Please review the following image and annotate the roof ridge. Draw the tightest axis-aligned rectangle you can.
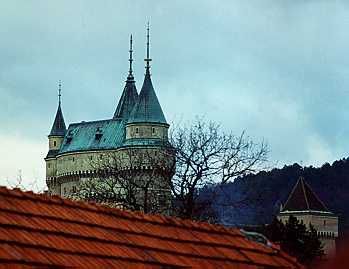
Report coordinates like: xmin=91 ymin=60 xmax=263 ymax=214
xmin=69 ymin=118 xmax=120 ymax=126
xmin=0 ymin=187 xmax=240 ymax=236
xmin=281 ymin=178 xmax=301 ymax=211
xmin=303 ymin=179 xmax=330 ymax=212
xmin=300 ymin=177 xmax=310 ymax=210
xmin=0 ymin=186 xmax=303 ymax=268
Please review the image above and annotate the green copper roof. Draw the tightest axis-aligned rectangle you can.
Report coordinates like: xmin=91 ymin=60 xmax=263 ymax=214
xmin=49 ymin=104 xmax=66 ymax=137
xmin=113 ymin=75 xmax=138 ymax=120
xmin=127 ymin=68 xmax=167 ymax=124
xmin=58 ymin=119 xmax=125 ymax=154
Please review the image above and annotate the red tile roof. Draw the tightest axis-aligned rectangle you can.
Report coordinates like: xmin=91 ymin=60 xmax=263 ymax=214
xmin=0 ymin=187 xmax=303 ymax=268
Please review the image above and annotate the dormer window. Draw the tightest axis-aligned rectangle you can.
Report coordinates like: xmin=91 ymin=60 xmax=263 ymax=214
xmin=66 ymin=130 xmax=73 ymax=144
xmin=95 ymin=127 xmax=103 ymax=140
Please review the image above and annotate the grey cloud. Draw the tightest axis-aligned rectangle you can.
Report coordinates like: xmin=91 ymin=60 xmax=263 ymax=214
xmin=1 ymin=0 xmax=349 ymax=184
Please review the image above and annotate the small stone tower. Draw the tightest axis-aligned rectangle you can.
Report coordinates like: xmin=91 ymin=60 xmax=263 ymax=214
xmin=278 ymin=177 xmax=338 ymax=257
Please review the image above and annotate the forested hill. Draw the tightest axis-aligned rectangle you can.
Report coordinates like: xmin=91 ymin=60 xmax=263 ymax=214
xmin=205 ymin=158 xmax=349 ymax=232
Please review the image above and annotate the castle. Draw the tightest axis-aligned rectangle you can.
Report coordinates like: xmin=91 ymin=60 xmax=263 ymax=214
xmin=45 ymin=28 xmax=174 ymax=213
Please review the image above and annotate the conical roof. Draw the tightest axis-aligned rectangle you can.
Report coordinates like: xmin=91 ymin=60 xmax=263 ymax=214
xmin=49 ymin=103 xmax=66 ymax=137
xmin=127 ymin=68 xmax=167 ymax=124
xmin=113 ymin=75 xmax=138 ymax=119
xmin=282 ymin=177 xmax=329 ymax=212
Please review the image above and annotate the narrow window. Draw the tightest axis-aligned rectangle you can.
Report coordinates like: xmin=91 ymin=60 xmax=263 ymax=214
xmin=136 ymin=127 xmax=139 ymax=133
xmin=72 ymin=186 xmax=76 ymax=193
xmin=152 ymin=127 xmax=155 ymax=134
xmin=63 ymin=187 xmax=67 ymax=194
xmin=53 ymin=141 xmax=57 ymax=147
xmin=90 ymin=156 xmax=93 ymax=160
xmin=324 ymin=220 xmax=326 ymax=226
xmin=72 ymin=157 xmax=75 ymax=162
xmin=48 ymin=163 xmax=51 ymax=168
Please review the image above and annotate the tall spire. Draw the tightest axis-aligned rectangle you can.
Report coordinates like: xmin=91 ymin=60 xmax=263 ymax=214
xmin=128 ymin=34 xmax=134 ymax=79
xmin=127 ymin=25 xmax=167 ymax=125
xmin=144 ymin=22 xmax=152 ymax=72
xmin=113 ymin=35 xmax=138 ymax=119
xmin=49 ymin=81 xmax=67 ymax=136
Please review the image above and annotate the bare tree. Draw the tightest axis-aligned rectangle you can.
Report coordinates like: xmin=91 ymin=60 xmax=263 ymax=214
xmin=70 ymin=146 xmax=174 ymax=214
xmin=170 ymin=118 xmax=268 ymax=220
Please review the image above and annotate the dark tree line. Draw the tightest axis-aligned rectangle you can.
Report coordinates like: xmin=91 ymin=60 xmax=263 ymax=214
xmin=201 ymin=160 xmax=349 ymax=230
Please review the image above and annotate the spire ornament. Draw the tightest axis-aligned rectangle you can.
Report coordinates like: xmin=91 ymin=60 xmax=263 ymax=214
xmin=58 ymin=80 xmax=62 ymax=106
xmin=144 ymin=22 xmax=152 ymax=71
xmin=128 ymin=34 xmax=134 ymax=77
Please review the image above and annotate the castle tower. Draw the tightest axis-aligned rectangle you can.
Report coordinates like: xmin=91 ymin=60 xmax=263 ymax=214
xmin=278 ymin=177 xmax=338 ymax=257
xmin=124 ymin=24 xmax=173 ymax=213
xmin=126 ymin=24 xmax=169 ymax=141
xmin=45 ymin=82 xmax=67 ymax=193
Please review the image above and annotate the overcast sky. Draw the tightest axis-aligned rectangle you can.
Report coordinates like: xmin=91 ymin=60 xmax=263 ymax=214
xmin=1 ymin=0 xmax=349 ymax=190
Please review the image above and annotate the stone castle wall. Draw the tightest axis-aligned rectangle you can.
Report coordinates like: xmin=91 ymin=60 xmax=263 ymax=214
xmin=278 ymin=213 xmax=338 ymax=256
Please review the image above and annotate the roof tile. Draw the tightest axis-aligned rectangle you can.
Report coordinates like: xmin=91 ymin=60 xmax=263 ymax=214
xmin=0 ymin=187 xmax=303 ymax=268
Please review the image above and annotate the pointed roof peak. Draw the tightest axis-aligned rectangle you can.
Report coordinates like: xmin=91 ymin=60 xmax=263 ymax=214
xmin=281 ymin=176 xmax=330 ymax=213
xmin=113 ymin=36 xmax=138 ymax=119
xmin=49 ymin=82 xmax=67 ymax=137
xmin=127 ymin=26 xmax=167 ymax=125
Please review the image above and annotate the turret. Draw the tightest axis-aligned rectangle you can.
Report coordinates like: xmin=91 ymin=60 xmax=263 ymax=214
xmin=126 ymin=24 xmax=169 ymax=141
xmin=45 ymin=82 xmax=67 ymax=187
xmin=47 ymin=81 xmax=67 ymax=154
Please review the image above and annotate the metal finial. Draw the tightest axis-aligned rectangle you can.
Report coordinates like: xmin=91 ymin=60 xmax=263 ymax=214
xmin=144 ymin=22 xmax=152 ymax=70
xmin=129 ymin=34 xmax=133 ymax=76
xmin=58 ymin=80 xmax=62 ymax=105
